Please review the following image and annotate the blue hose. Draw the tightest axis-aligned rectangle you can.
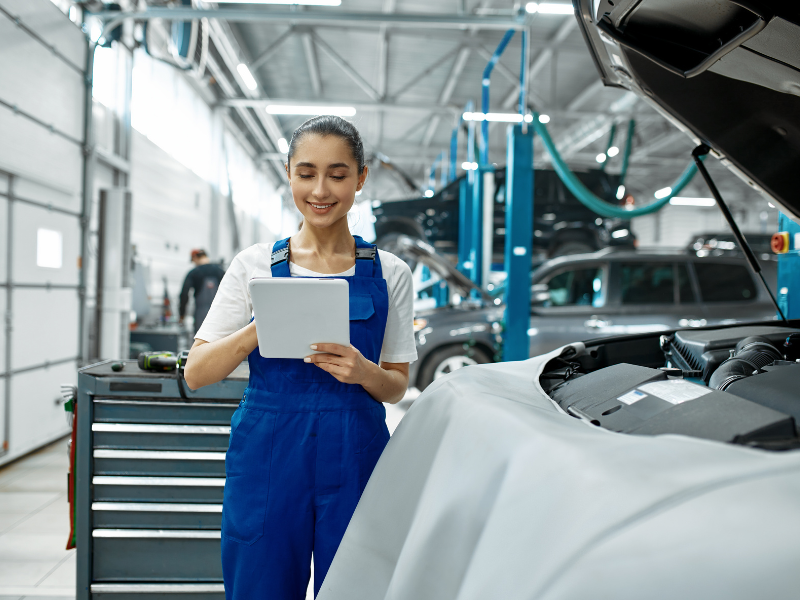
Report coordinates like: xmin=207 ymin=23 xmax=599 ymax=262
xmin=532 ymin=114 xmax=700 ymax=219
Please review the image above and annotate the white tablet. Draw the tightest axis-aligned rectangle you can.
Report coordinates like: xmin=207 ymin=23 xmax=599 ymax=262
xmin=248 ymin=278 xmax=350 ymax=359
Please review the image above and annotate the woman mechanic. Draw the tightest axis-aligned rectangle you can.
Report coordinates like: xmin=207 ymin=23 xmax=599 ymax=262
xmin=184 ymin=116 xmax=417 ymax=599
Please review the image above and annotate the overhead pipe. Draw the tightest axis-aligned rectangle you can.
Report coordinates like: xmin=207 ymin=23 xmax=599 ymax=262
xmin=532 ymin=114 xmax=699 ymax=219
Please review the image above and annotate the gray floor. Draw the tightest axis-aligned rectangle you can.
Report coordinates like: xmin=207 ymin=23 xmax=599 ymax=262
xmin=0 ymin=437 xmax=75 ymax=599
xmin=0 ymin=396 xmax=414 ymax=600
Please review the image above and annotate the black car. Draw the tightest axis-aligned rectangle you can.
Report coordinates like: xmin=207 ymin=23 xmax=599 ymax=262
xmin=374 ymin=169 xmax=635 ymax=263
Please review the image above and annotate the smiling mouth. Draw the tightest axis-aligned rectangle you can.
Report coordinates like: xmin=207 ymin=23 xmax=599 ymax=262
xmin=307 ymin=201 xmax=337 ymax=210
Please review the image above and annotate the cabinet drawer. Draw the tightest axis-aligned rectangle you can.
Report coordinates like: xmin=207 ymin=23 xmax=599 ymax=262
xmin=93 ymin=477 xmax=225 ymax=503
xmin=92 ymin=424 xmax=231 ymax=452
xmin=92 ymin=503 xmax=222 ymax=530
xmin=93 ymin=450 xmax=226 ymax=477
xmin=94 ymin=399 xmax=237 ymax=425
xmin=92 ymin=530 xmax=223 ymax=581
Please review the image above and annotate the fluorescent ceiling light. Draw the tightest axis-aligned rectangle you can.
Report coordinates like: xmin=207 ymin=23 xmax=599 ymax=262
xmin=237 ymin=63 xmax=258 ymax=90
xmin=463 ymin=112 xmax=524 ymax=123
xmin=277 ymin=137 xmax=289 ymax=153
xmin=538 ymin=114 xmax=551 ymax=124
xmin=526 ymin=3 xmax=574 ymax=14
xmin=523 ymin=114 xmax=533 ymax=123
xmin=461 ymin=162 xmax=479 ymax=170
xmin=654 ymin=186 xmax=672 ymax=199
xmin=267 ymin=105 xmax=356 ymax=116
xmin=669 ymin=197 xmax=716 ymax=207
xmin=215 ymin=0 xmax=341 ymax=4
xmin=616 ymin=185 xmax=626 ymax=200
xmin=424 ymin=190 xmax=434 ymax=198
xmin=607 ymin=146 xmax=620 ymax=157
xmin=595 ymin=153 xmax=607 ymax=163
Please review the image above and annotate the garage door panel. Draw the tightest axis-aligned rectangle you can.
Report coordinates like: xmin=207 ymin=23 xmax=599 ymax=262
xmin=11 ymin=288 xmax=79 ymax=371
xmin=14 ymin=178 xmax=81 ymax=216
xmin=0 ymin=195 xmax=6 ymax=283
xmin=0 ymin=293 xmax=6 ymax=374
xmin=0 ymin=0 xmax=86 ymax=72
xmin=0 ymin=16 xmax=85 ymax=141
xmin=12 ymin=203 xmax=80 ymax=286
xmin=0 ymin=108 xmax=82 ymax=210
xmin=9 ymin=362 xmax=74 ymax=455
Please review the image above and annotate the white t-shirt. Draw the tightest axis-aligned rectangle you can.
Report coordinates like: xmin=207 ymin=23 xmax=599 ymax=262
xmin=195 ymin=244 xmax=419 ymax=364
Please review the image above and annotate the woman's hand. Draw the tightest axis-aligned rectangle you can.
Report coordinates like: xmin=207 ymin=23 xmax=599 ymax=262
xmin=305 ymin=343 xmax=370 ymax=385
xmin=305 ymin=344 xmax=410 ymax=404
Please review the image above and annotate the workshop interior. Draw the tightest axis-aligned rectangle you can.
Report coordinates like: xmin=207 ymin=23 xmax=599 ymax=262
xmin=1 ymin=0 xmax=799 ymax=598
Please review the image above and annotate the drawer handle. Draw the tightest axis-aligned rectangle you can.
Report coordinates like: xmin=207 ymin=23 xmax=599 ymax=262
xmin=92 ymin=423 xmax=231 ymax=435
xmin=93 ymin=450 xmax=226 ymax=461
xmin=91 ymin=583 xmax=225 ymax=593
xmin=92 ymin=502 xmax=222 ymax=513
xmin=93 ymin=529 xmax=221 ymax=539
xmin=92 ymin=476 xmax=226 ymax=487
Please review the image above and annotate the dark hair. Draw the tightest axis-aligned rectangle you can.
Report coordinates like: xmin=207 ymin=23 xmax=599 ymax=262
xmin=287 ymin=115 xmax=366 ymax=174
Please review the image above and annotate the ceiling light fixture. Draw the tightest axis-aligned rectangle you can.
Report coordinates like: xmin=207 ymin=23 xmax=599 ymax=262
xmin=595 ymin=153 xmax=607 ymax=163
xmin=424 ymin=190 xmax=434 ymax=198
xmin=463 ymin=112 xmax=524 ymax=123
xmin=538 ymin=114 xmax=551 ymax=124
xmin=266 ymin=105 xmax=356 ymax=116
xmin=669 ymin=197 xmax=716 ymax=207
xmin=237 ymin=64 xmax=258 ymax=90
xmin=461 ymin=162 xmax=479 ymax=170
xmin=277 ymin=137 xmax=289 ymax=153
xmin=215 ymin=0 xmax=341 ymax=5
xmin=607 ymin=146 xmax=620 ymax=157
xmin=654 ymin=186 xmax=672 ymax=199
xmin=616 ymin=185 xmax=626 ymax=200
xmin=525 ymin=3 xmax=574 ymax=15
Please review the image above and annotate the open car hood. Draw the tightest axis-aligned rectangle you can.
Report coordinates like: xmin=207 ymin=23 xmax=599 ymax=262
xmin=574 ymin=0 xmax=800 ymax=221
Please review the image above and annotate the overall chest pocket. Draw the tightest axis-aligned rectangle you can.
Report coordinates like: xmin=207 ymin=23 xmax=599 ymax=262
xmin=279 ymin=294 xmax=376 ymax=384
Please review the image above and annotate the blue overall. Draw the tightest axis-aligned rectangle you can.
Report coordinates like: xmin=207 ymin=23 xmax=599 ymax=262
xmin=221 ymin=236 xmax=391 ymax=599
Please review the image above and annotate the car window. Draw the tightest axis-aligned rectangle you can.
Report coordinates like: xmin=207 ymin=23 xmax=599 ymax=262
xmin=544 ymin=267 xmax=604 ymax=307
xmin=619 ymin=263 xmax=675 ymax=305
xmin=677 ymin=264 xmax=695 ymax=303
xmin=694 ymin=262 xmax=756 ymax=302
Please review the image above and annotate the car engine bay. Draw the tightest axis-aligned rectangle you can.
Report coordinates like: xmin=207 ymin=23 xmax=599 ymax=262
xmin=540 ymin=325 xmax=800 ymax=451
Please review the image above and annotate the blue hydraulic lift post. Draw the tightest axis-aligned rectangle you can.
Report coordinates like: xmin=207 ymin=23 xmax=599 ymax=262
xmin=503 ymin=27 xmax=533 ymax=362
xmin=449 ymin=122 xmax=459 ymax=182
xmin=777 ymin=213 xmax=800 ymax=319
xmin=460 ymin=101 xmax=476 ymax=277
xmin=503 ymin=124 xmax=534 ymax=361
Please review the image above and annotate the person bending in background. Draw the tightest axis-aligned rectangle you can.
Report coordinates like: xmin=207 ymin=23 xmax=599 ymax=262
xmin=185 ymin=115 xmax=417 ymax=599
xmin=179 ymin=249 xmax=226 ymax=335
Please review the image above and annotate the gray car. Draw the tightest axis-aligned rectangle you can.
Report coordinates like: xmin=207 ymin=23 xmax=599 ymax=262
xmin=526 ymin=248 xmax=777 ymax=356
xmin=402 ymin=239 xmax=777 ymax=390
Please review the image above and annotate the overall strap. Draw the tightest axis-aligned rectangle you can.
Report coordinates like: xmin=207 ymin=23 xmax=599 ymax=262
xmin=270 ymin=237 xmax=291 ymax=277
xmin=354 ymin=235 xmax=382 ymax=279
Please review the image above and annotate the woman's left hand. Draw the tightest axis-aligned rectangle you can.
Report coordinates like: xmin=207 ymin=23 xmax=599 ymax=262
xmin=305 ymin=344 xmax=373 ymax=385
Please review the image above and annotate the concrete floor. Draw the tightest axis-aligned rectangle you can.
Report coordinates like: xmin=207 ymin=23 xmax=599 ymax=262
xmin=0 ymin=437 xmax=75 ymax=599
xmin=0 ymin=394 xmax=415 ymax=600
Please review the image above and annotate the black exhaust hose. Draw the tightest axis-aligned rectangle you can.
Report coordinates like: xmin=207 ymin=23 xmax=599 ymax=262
xmin=708 ymin=336 xmax=783 ymax=390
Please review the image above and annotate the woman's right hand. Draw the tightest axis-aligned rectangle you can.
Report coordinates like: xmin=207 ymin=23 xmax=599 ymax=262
xmin=184 ymin=321 xmax=258 ymax=390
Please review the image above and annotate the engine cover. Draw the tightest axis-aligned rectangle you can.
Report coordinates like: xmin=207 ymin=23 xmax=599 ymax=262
xmin=668 ymin=325 xmax=800 ymax=381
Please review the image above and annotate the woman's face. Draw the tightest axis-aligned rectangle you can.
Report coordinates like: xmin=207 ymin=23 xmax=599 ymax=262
xmin=287 ymin=133 xmax=368 ymax=230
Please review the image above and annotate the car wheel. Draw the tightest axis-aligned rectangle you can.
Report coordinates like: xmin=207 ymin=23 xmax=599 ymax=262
xmin=551 ymin=240 xmax=595 ymax=257
xmin=417 ymin=345 xmax=491 ymax=391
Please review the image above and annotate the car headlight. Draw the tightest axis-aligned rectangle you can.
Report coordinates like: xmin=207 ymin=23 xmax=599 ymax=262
xmin=413 ymin=318 xmax=428 ymax=332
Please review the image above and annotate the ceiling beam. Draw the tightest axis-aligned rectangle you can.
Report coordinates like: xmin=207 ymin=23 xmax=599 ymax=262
xmin=96 ymin=7 xmax=531 ymax=31
xmin=251 ymin=26 xmax=294 ymax=71
xmin=301 ymin=31 xmax=322 ymax=97
xmin=390 ymin=44 xmax=462 ymax=101
xmin=422 ymin=45 xmax=471 ymax=148
xmin=313 ymin=33 xmax=381 ymax=101
xmin=501 ymin=17 xmax=575 ymax=109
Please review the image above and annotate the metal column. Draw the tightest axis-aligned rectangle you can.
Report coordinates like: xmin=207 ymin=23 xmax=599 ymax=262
xmin=458 ymin=176 xmax=472 ymax=275
xmin=503 ymin=124 xmax=534 ymax=361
